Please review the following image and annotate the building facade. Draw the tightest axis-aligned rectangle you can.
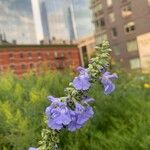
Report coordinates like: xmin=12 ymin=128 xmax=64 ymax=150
xmin=77 ymin=35 xmax=95 ymax=67
xmin=39 ymin=0 xmax=50 ymax=43
xmin=91 ymin=0 xmax=150 ymax=71
xmin=45 ymin=0 xmax=94 ymax=42
xmin=45 ymin=0 xmax=71 ymax=41
xmin=71 ymin=0 xmax=94 ymax=39
xmin=0 ymin=0 xmax=36 ymax=44
xmin=0 ymin=44 xmax=81 ymax=76
xmin=31 ymin=0 xmax=46 ymax=43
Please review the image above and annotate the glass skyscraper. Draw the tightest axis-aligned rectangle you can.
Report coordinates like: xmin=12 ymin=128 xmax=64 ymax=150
xmin=0 ymin=0 xmax=36 ymax=44
xmin=45 ymin=0 xmax=94 ymax=41
xmin=40 ymin=0 xmax=50 ymax=42
xmin=45 ymin=0 xmax=71 ymax=41
xmin=71 ymin=0 xmax=94 ymax=38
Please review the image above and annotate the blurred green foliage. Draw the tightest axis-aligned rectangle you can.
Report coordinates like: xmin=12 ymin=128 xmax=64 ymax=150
xmin=0 ymin=71 xmax=149 ymax=150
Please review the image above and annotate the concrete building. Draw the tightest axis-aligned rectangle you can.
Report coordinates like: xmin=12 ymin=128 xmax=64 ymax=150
xmin=77 ymin=35 xmax=95 ymax=67
xmin=91 ymin=0 xmax=150 ymax=72
xmin=0 ymin=44 xmax=81 ymax=76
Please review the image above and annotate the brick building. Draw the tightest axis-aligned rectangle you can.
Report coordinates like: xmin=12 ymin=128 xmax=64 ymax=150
xmin=0 ymin=44 xmax=81 ymax=75
xmin=91 ymin=0 xmax=150 ymax=72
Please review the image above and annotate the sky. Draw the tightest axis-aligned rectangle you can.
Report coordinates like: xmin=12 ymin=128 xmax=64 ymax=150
xmin=0 ymin=0 xmax=94 ymax=44
xmin=0 ymin=0 xmax=36 ymax=44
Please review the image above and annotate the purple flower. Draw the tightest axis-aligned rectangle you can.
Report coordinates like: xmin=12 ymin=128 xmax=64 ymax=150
xmin=67 ymin=110 xmax=82 ymax=132
xmin=67 ymin=103 xmax=94 ymax=132
xmin=29 ymin=148 xmax=37 ymax=150
xmin=73 ymin=66 xmax=91 ymax=90
xmin=100 ymin=71 xmax=118 ymax=95
xmin=46 ymin=96 xmax=94 ymax=132
xmin=45 ymin=96 xmax=71 ymax=130
xmin=81 ymin=96 xmax=95 ymax=104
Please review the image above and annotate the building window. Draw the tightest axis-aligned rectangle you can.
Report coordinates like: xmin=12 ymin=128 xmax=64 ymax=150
xmin=127 ymin=39 xmax=138 ymax=52
xmin=9 ymin=53 xmax=14 ymax=59
xmin=21 ymin=64 xmax=26 ymax=70
xmin=10 ymin=64 xmax=15 ymax=70
xmin=124 ymin=22 xmax=135 ymax=33
xmin=96 ymin=33 xmax=108 ymax=44
xmin=122 ymin=3 xmax=132 ymax=17
xmin=54 ymin=51 xmax=58 ymax=58
xmin=82 ymin=46 xmax=88 ymax=67
xmin=106 ymin=0 xmax=113 ymax=7
xmin=30 ymin=63 xmax=34 ymax=69
xmin=99 ymin=17 xmax=105 ymax=27
xmin=20 ymin=53 xmax=24 ymax=58
xmin=95 ymin=17 xmax=105 ymax=29
xmin=94 ymin=3 xmax=103 ymax=12
xmin=61 ymin=52 xmax=64 ymax=58
xmin=109 ymin=12 xmax=115 ymax=23
xmin=94 ymin=12 xmax=98 ymax=18
xmin=38 ymin=52 xmax=41 ymax=59
xmin=47 ymin=52 xmax=50 ymax=57
xmin=28 ymin=52 xmax=32 ymax=60
xmin=130 ymin=58 xmax=141 ymax=69
xmin=111 ymin=27 xmax=118 ymax=37
xmin=112 ymin=45 xmax=120 ymax=55
xmin=55 ymin=61 xmax=65 ymax=69
xmin=95 ymin=20 xmax=99 ymax=27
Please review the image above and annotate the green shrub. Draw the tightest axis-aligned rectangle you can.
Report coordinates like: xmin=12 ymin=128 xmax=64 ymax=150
xmin=0 ymin=71 xmax=149 ymax=150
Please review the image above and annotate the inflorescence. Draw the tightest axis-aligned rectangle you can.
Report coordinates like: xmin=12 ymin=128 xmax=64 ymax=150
xmin=29 ymin=41 xmax=118 ymax=150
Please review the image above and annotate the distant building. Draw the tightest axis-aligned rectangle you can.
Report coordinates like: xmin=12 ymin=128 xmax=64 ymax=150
xmin=71 ymin=0 xmax=94 ymax=39
xmin=77 ymin=35 xmax=95 ymax=67
xmin=91 ymin=0 xmax=150 ymax=72
xmin=39 ymin=0 xmax=50 ymax=43
xmin=44 ymin=0 xmax=94 ymax=42
xmin=0 ymin=44 xmax=81 ymax=76
xmin=31 ymin=0 xmax=50 ymax=44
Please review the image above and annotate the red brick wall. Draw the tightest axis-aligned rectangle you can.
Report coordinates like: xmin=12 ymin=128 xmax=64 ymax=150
xmin=0 ymin=44 xmax=81 ymax=75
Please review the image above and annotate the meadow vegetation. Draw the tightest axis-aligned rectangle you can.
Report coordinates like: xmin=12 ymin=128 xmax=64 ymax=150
xmin=0 ymin=70 xmax=149 ymax=150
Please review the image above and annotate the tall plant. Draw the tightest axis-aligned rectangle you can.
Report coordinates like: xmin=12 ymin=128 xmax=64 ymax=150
xmin=29 ymin=41 xmax=118 ymax=150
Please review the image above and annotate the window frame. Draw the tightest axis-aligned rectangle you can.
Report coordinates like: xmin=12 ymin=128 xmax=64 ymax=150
xmin=129 ymin=58 xmax=141 ymax=69
xmin=127 ymin=39 xmax=138 ymax=52
xmin=124 ymin=21 xmax=135 ymax=34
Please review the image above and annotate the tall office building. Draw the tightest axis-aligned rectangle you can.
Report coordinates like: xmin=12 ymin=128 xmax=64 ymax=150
xmin=31 ymin=0 xmax=45 ymax=43
xmin=0 ymin=0 xmax=36 ymax=44
xmin=66 ymin=4 xmax=78 ymax=40
xmin=45 ymin=0 xmax=94 ymax=41
xmin=71 ymin=0 xmax=94 ymax=38
xmin=31 ymin=0 xmax=50 ymax=43
xmin=39 ymin=0 xmax=50 ymax=42
xmin=91 ymin=0 xmax=150 ymax=72
xmin=45 ymin=0 xmax=71 ymax=41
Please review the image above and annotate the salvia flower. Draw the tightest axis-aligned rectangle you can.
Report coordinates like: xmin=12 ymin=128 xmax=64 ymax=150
xmin=73 ymin=66 xmax=91 ymax=90
xmin=81 ymin=96 xmax=95 ymax=104
xmin=31 ymin=42 xmax=118 ymax=149
xmin=28 ymin=148 xmax=37 ymax=150
xmin=46 ymin=96 xmax=94 ymax=132
xmin=67 ymin=103 xmax=94 ymax=132
xmin=99 ymin=70 xmax=118 ymax=95
xmin=45 ymin=96 xmax=71 ymax=130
